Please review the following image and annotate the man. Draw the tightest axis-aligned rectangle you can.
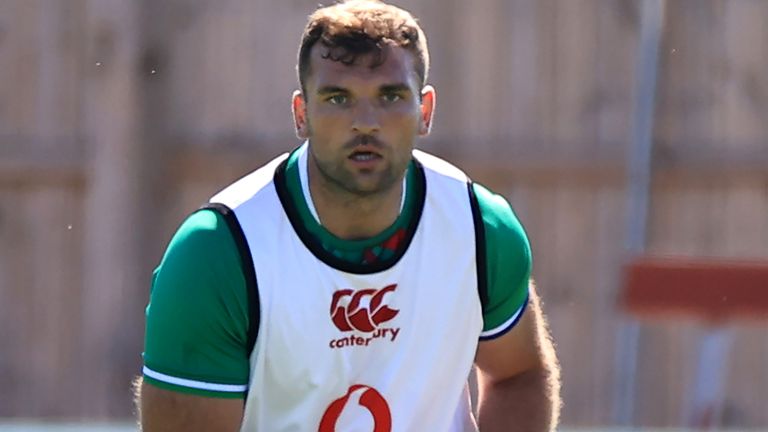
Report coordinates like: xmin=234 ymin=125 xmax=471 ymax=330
xmin=137 ymin=0 xmax=561 ymax=430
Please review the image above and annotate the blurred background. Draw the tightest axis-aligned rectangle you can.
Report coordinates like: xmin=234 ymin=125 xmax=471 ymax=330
xmin=1 ymin=0 xmax=767 ymax=430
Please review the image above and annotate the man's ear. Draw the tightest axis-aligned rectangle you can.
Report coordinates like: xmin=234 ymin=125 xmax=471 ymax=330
xmin=418 ymin=85 xmax=436 ymax=136
xmin=292 ymin=90 xmax=309 ymax=139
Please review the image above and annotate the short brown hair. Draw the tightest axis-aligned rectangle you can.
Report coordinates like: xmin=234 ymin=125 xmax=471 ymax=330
xmin=297 ymin=0 xmax=430 ymax=96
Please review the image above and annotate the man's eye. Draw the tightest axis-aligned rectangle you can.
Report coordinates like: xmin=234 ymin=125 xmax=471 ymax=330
xmin=327 ymin=95 xmax=348 ymax=105
xmin=382 ymin=93 xmax=402 ymax=103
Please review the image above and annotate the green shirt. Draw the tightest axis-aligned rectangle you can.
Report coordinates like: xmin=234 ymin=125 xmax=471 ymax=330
xmin=143 ymin=150 xmax=532 ymax=398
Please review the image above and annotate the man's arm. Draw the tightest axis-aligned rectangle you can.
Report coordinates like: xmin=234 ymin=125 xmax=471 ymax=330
xmin=474 ymin=282 xmax=561 ymax=432
xmin=135 ymin=377 xmax=244 ymax=432
xmin=137 ymin=209 xmax=252 ymax=431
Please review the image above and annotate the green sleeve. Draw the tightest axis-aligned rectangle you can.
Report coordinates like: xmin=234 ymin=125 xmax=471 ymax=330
xmin=142 ymin=209 xmax=250 ymax=398
xmin=473 ymin=183 xmax=532 ymax=338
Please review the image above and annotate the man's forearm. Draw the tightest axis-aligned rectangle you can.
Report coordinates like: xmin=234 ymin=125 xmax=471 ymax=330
xmin=476 ymin=366 xmax=561 ymax=432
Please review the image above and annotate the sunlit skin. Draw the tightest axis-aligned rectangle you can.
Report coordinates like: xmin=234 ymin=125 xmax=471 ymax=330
xmin=292 ymin=43 xmax=435 ymax=240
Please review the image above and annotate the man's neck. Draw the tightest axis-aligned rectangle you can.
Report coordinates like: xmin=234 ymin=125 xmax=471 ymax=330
xmin=307 ymin=158 xmax=403 ymax=241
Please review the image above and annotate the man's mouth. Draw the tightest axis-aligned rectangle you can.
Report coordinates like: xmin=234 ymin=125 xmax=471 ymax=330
xmin=349 ymin=151 xmax=380 ymax=161
xmin=345 ymin=134 xmax=384 ymax=166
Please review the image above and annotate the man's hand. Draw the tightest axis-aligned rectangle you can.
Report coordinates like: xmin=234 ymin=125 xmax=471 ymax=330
xmin=474 ymin=282 xmax=561 ymax=432
xmin=135 ymin=377 xmax=244 ymax=432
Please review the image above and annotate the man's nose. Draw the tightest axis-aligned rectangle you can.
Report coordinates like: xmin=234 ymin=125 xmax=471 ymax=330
xmin=351 ymin=103 xmax=380 ymax=135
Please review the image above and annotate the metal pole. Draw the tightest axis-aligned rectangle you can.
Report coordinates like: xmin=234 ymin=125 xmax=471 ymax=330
xmin=613 ymin=0 xmax=666 ymax=425
xmin=684 ymin=327 xmax=732 ymax=429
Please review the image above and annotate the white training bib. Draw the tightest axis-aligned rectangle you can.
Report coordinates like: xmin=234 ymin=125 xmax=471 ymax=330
xmin=211 ymin=149 xmax=484 ymax=432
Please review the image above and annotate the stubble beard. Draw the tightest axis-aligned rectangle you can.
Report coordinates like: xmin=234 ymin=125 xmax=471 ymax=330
xmin=303 ymin=118 xmax=410 ymax=201
xmin=310 ymin=148 xmax=405 ymax=200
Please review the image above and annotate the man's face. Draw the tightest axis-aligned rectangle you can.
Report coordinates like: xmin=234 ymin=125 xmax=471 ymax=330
xmin=293 ymin=43 xmax=435 ymax=196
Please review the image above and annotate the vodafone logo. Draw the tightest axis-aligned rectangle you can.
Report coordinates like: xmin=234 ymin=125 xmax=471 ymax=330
xmin=329 ymin=284 xmax=401 ymax=349
xmin=318 ymin=385 xmax=392 ymax=432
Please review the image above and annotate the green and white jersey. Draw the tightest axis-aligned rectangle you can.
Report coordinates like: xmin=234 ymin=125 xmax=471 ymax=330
xmin=142 ymin=145 xmax=532 ymax=430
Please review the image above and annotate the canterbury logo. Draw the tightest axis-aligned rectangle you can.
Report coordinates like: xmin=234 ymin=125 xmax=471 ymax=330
xmin=330 ymin=284 xmax=399 ymax=333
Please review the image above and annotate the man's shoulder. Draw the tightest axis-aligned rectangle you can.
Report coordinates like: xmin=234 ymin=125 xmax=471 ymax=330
xmin=412 ymin=149 xmax=469 ymax=183
xmin=210 ymin=152 xmax=290 ymax=209
xmin=159 ymin=208 xmax=240 ymax=270
xmin=472 ymin=182 xmax=526 ymax=238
